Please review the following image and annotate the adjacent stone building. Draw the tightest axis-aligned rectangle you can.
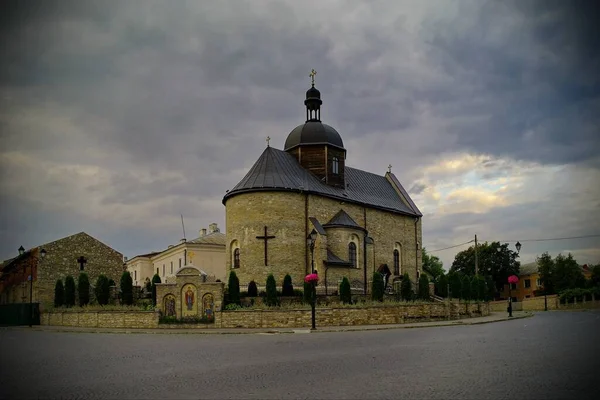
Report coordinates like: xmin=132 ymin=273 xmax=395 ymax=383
xmin=0 ymin=232 xmax=124 ymax=308
xmin=126 ymin=223 xmax=226 ymax=286
xmin=223 ymin=76 xmax=423 ymax=293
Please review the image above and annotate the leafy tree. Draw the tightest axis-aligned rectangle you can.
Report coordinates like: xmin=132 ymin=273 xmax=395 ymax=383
xmin=77 ymin=273 xmax=90 ymax=307
xmin=247 ymin=281 xmax=258 ymax=297
xmin=591 ymin=264 xmax=600 ymax=287
xmin=64 ymin=275 xmax=76 ymax=307
xmin=485 ymin=275 xmax=496 ymax=301
xmin=151 ymin=274 xmax=161 ymax=306
xmin=460 ymin=275 xmax=472 ymax=301
xmin=339 ymin=277 xmax=351 ymax=304
xmin=435 ymin=273 xmax=448 ymax=297
xmin=120 ymin=271 xmax=133 ymax=305
xmin=553 ymin=253 xmax=585 ymax=292
xmin=472 ymin=275 xmax=486 ymax=301
xmin=537 ymin=252 xmax=555 ymax=295
xmin=265 ymin=274 xmax=278 ymax=306
xmin=450 ymin=241 xmax=520 ymax=291
xmin=282 ymin=274 xmax=294 ymax=296
xmin=371 ymin=272 xmax=384 ymax=302
xmin=95 ymin=275 xmax=111 ymax=305
xmin=418 ymin=274 xmax=430 ymax=300
xmin=54 ymin=279 xmax=65 ymax=307
xmin=400 ymin=273 xmax=413 ymax=301
xmin=422 ymin=248 xmax=445 ymax=283
xmin=228 ymin=271 xmax=240 ymax=305
xmin=448 ymin=271 xmax=462 ymax=299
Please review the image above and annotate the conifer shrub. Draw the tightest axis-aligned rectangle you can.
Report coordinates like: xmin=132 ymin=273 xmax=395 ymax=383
xmin=400 ymin=273 xmax=413 ymax=301
xmin=436 ymin=274 xmax=449 ymax=298
xmin=265 ymin=274 xmax=278 ymax=306
xmin=460 ymin=275 xmax=472 ymax=301
xmin=95 ymin=275 xmax=111 ymax=306
xmin=339 ymin=277 xmax=352 ymax=304
xmin=472 ymin=275 xmax=486 ymax=301
xmin=371 ymin=272 xmax=384 ymax=302
xmin=303 ymin=282 xmax=311 ymax=304
xmin=78 ymin=273 xmax=90 ymax=307
xmin=228 ymin=271 xmax=240 ymax=305
xmin=485 ymin=275 xmax=496 ymax=301
xmin=282 ymin=274 xmax=294 ymax=296
xmin=108 ymin=279 xmax=116 ymax=287
xmin=54 ymin=279 xmax=65 ymax=307
xmin=247 ymin=281 xmax=258 ymax=297
xmin=448 ymin=272 xmax=462 ymax=299
xmin=120 ymin=271 xmax=134 ymax=305
xmin=151 ymin=274 xmax=161 ymax=306
xmin=418 ymin=274 xmax=430 ymax=300
xmin=64 ymin=275 xmax=76 ymax=307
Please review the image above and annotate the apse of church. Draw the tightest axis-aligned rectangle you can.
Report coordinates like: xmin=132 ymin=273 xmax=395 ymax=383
xmin=223 ymin=71 xmax=423 ymax=292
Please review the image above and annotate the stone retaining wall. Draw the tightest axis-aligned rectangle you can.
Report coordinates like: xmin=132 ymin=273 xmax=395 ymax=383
xmin=490 ymin=295 xmax=600 ymax=312
xmin=40 ymin=311 xmax=159 ymax=329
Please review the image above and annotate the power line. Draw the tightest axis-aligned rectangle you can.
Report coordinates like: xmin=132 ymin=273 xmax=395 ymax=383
xmin=429 ymin=240 xmax=474 ymax=252
xmin=427 ymin=234 xmax=600 ymax=253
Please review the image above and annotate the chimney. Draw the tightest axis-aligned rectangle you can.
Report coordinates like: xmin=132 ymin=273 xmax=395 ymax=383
xmin=200 ymin=228 xmax=207 ymax=236
xmin=123 ymin=256 xmax=128 ymax=262
xmin=209 ymin=223 xmax=219 ymax=233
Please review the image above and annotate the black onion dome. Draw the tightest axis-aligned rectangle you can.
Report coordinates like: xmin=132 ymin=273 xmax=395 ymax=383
xmin=306 ymin=86 xmax=321 ymax=99
xmin=284 ymin=121 xmax=344 ymax=150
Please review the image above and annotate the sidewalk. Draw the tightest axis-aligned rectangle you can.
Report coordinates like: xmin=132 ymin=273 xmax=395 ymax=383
xmin=19 ymin=311 xmax=533 ymax=335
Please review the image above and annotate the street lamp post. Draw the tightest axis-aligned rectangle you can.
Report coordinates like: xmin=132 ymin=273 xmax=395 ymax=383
xmin=508 ymin=275 xmax=519 ymax=318
xmin=307 ymin=229 xmax=317 ymax=273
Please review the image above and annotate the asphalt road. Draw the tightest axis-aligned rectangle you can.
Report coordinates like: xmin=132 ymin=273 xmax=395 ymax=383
xmin=1 ymin=311 xmax=598 ymax=400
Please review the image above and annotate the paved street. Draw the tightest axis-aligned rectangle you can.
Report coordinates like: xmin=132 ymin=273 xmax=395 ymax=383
xmin=1 ymin=311 xmax=598 ymax=399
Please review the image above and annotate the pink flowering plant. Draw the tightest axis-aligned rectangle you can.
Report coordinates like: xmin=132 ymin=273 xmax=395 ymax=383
xmin=304 ymin=273 xmax=319 ymax=284
xmin=508 ymin=275 xmax=519 ymax=284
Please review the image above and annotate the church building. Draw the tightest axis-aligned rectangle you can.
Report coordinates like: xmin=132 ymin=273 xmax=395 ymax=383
xmin=223 ymin=73 xmax=423 ymax=293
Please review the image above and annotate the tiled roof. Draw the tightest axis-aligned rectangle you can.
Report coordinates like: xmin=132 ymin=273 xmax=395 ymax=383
xmin=519 ymin=262 xmax=539 ymax=276
xmin=223 ymin=147 xmax=421 ymax=216
xmin=326 ymin=249 xmax=353 ymax=266
xmin=186 ymin=232 xmax=226 ymax=246
xmin=324 ymin=210 xmax=363 ymax=230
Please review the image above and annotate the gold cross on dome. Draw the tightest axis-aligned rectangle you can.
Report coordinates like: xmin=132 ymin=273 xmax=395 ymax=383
xmin=266 ymin=136 xmax=271 ymax=147
xmin=309 ymin=69 xmax=317 ymax=86
xmin=388 ymin=164 xmax=392 ymax=173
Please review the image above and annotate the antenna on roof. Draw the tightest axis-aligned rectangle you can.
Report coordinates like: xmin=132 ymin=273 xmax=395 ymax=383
xmin=180 ymin=214 xmax=187 ymax=242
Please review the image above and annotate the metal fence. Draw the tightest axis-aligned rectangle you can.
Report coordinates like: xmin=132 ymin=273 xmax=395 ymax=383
xmin=0 ymin=303 xmax=40 ymax=326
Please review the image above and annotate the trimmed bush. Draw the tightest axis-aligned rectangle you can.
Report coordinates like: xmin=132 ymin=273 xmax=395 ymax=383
xmin=448 ymin=272 xmax=462 ymax=299
xmin=265 ymin=274 xmax=278 ymax=306
xmin=228 ymin=271 xmax=240 ymax=305
xmin=120 ymin=271 xmax=134 ymax=305
xmin=371 ymin=272 xmax=385 ymax=302
xmin=108 ymin=279 xmax=116 ymax=287
xmin=303 ymin=282 xmax=311 ymax=304
xmin=418 ymin=274 xmax=430 ymax=300
xmin=401 ymin=273 xmax=413 ymax=301
xmin=145 ymin=279 xmax=152 ymax=293
xmin=282 ymin=274 xmax=294 ymax=296
xmin=151 ymin=274 xmax=161 ymax=306
xmin=340 ymin=277 xmax=351 ymax=304
xmin=54 ymin=279 xmax=65 ymax=307
xmin=436 ymin=274 xmax=449 ymax=298
xmin=64 ymin=275 xmax=76 ymax=307
xmin=78 ymin=273 xmax=90 ymax=307
xmin=247 ymin=281 xmax=258 ymax=297
xmin=94 ymin=275 xmax=111 ymax=305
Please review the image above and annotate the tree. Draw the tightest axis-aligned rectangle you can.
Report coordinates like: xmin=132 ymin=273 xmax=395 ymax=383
xmin=78 ymin=273 xmax=90 ymax=307
xmin=265 ymin=274 xmax=278 ymax=306
xmin=460 ymin=275 xmax=472 ymax=301
xmin=151 ymin=274 xmax=161 ymax=306
xmin=228 ymin=271 xmax=240 ymax=305
xmin=448 ymin=272 xmax=462 ymax=299
xmin=64 ymin=275 xmax=76 ymax=307
xmin=371 ymin=272 xmax=384 ymax=302
xmin=472 ymin=275 xmax=486 ymax=301
xmin=339 ymin=277 xmax=351 ymax=304
xmin=418 ymin=274 xmax=430 ymax=300
xmin=144 ymin=278 xmax=152 ymax=293
xmin=553 ymin=253 xmax=585 ymax=293
xmin=120 ymin=271 xmax=133 ymax=305
xmin=247 ymin=281 xmax=258 ymax=297
xmin=485 ymin=275 xmax=496 ymax=301
xmin=422 ymin=248 xmax=445 ymax=283
xmin=400 ymin=273 xmax=413 ymax=301
xmin=537 ymin=252 xmax=555 ymax=295
xmin=591 ymin=264 xmax=600 ymax=287
xmin=282 ymin=274 xmax=294 ymax=296
xmin=450 ymin=241 xmax=520 ymax=291
xmin=95 ymin=275 xmax=111 ymax=305
xmin=435 ymin=273 xmax=448 ymax=298
xmin=54 ymin=279 xmax=65 ymax=307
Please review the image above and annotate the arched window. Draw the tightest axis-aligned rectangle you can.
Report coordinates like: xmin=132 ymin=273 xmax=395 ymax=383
xmin=332 ymin=157 xmax=339 ymax=174
xmin=349 ymin=242 xmax=357 ymax=268
xmin=393 ymin=249 xmax=400 ymax=275
xmin=233 ymin=248 xmax=240 ymax=269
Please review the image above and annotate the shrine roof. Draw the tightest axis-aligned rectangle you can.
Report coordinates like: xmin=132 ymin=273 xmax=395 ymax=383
xmin=223 ymin=147 xmax=421 ymax=217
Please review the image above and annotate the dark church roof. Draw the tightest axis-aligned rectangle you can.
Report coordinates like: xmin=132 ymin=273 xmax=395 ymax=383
xmin=223 ymin=147 xmax=422 ymax=217
xmin=323 ymin=210 xmax=364 ymax=230
xmin=284 ymin=122 xmax=344 ymax=151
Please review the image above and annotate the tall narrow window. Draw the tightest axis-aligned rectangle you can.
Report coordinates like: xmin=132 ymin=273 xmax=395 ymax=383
xmin=332 ymin=157 xmax=339 ymax=174
xmin=156 ymin=267 xmax=159 ymax=275
xmin=179 ymin=258 xmax=182 ymax=268
xmin=349 ymin=242 xmax=357 ymax=268
xmin=163 ymin=264 xmax=165 ymax=276
xmin=393 ymin=249 xmax=400 ymax=275
xmin=170 ymin=262 xmax=173 ymax=274
xmin=233 ymin=248 xmax=240 ymax=268
xmin=134 ymin=271 xmax=137 ymax=281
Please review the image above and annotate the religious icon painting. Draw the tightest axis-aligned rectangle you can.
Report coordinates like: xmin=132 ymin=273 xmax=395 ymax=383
xmin=164 ymin=294 xmax=176 ymax=317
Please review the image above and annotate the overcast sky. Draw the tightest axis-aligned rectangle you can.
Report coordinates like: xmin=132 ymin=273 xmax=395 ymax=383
xmin=1 ymin=0 xmax=599 ymax=270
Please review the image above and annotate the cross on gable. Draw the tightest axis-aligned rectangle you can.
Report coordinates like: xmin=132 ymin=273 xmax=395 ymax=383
xmin=256 ymin=226 xmax=276 ymax=266
xmin=77 ymin=256 xmax=87 ymax=271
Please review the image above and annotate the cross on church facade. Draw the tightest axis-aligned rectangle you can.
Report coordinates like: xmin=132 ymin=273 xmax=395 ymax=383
xmin=266 ymin=136 xmax=271 ymax=147
xmin=256 ymin=226 xmax=276 ymax=266
xmin=388 ymin=164 xmax=392 ymax=173
xmin=309 ymin=69 xmax=317 ymax=86
xmin=77 ymin=256 xmax=87 ymax=271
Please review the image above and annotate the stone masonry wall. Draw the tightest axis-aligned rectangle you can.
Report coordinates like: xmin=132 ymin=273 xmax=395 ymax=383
xmin=40 ymin=311 xmax=158 ymax=328
xmin=225 ymin=191 xmax=422 ymax=293
xmin=490 ymin=295 xmax=600 ymax=312
xmin=37 ymin=232 xmax=124 ymax=309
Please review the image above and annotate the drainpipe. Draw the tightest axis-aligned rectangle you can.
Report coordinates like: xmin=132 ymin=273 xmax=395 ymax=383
xmin=414 ymin=217 xmax=420 ymax=281
xmin=363 ymin=207 xmax=368 ymax=295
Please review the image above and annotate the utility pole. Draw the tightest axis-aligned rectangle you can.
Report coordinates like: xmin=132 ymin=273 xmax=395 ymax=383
xmin=474 ymin=234 xmax=479 ymax=276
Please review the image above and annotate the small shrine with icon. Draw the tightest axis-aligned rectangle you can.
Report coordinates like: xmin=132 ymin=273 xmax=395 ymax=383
xmin=155 ymin=264 xmax=224 ymax=321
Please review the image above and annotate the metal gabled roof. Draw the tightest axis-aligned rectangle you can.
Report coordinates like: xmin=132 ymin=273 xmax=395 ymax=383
xmin=223 ymin=147 xmax=420 ymax=217
xmin=323 ymin=209 xmax=363 ymax=230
